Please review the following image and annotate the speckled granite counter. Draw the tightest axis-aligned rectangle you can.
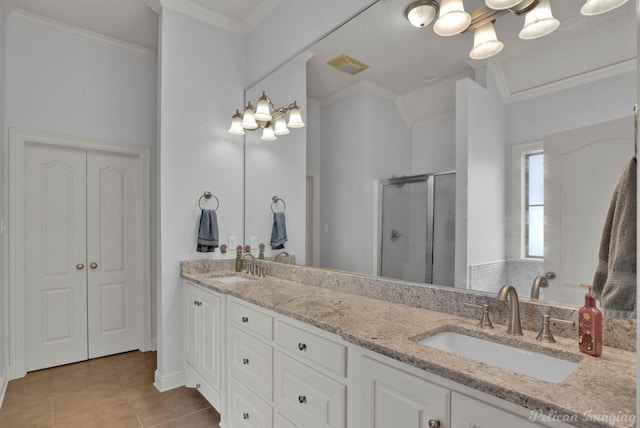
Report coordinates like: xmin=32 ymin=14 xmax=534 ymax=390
xmin=181 ymin=262 xmax=636 ymax=428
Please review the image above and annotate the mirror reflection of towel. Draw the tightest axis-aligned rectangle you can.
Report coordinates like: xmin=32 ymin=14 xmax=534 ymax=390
xmin=592 ymin=156 xmax=636 ymax=318
xmin=270 ymin=212 xmax=287 ymax=250
xmin=197 ymin=209 xmax=219 ymax=252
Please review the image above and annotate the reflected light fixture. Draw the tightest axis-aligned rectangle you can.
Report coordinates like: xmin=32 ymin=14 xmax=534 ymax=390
xmin=405 ymin=0 xmax=440 ymax=28
xmin=519 ymin=0 xmax=559 ymax=39
xmin=404 ymin=0 xmax=628 ymax=60
xmin=469 ymin=21 xmax=504 ymax=59
xmin=228 ymin=91 xmax=305 ymax=141
xmin=434 ymin=0 xmax=471 ymax=36
xmin=580 ymin=0 xmax=629 ymax=15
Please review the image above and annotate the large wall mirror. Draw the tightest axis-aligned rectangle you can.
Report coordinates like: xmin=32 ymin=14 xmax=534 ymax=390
xmin=244 ymin=0 xmax=636 ymax=316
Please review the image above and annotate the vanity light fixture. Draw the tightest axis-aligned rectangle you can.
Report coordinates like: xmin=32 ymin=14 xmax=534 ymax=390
xmin=228 ymin=91 xmax=305 ymax=141
xmin=580 ymin=0 xmax=629 ymax=15
xmin=404 ymin=0 xmax=624 ymax=60
xmin=405 ymin=0 xmax=440 ymax=28
xmin=433 ymin=0 xmax=471 ymax=36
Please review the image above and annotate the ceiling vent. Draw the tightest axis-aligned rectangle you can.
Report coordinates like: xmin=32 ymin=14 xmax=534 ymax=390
xmin=327 ymin=54 xmax=370 ymax=75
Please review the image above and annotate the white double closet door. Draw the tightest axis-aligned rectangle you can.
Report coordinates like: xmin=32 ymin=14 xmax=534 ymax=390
xmin=24 ymin=144 xmax=141 ymax=371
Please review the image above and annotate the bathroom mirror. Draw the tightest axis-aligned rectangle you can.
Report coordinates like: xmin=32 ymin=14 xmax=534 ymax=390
xmin=244 ymin=0 xmax=636 ymax=315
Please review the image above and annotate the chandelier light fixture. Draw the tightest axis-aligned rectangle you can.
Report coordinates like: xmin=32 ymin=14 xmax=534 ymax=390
xmin=228 ymin=91 xmax=305 ymax=141
xmin=404 ymin=0 xmax=628 ymax=60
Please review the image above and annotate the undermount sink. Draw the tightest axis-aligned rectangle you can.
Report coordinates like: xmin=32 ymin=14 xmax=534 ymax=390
xmin=419 ymin=331 xmax=578 ymax=384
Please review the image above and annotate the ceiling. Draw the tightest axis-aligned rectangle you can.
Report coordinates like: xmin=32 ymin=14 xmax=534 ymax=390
xmin=1 ymin=0 xmax=635 ymax=126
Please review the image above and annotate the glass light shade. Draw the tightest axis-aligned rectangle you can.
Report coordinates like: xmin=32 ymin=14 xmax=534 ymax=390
xmin=227 ymin=110 xmax=245 ymax=135
xmin=254 ymin=92 xmax=272 ymax=122
xmin=469 ymin=22 xmax=504 ymax=60
xmin=580 ymin=0 xmax=629 ymax=15
xmin=434 ymin=0 xmax=471 ymax=36
xmin=405 ymin=1 xmax=439 ymax=28
xmin=287 ymin=103 xmax=305 ymax=128
xmin=261 ymin=125 xmax=276 ymax=141
xmin=519 ymin=0 xmax=559 ymax=39
xmin=273 ymin=116 xmax=290 ymax=135
xmin=485 ymin=0 xmax=523 ymax=9
xmin=241 ymin=103 xmax=258 ymax=130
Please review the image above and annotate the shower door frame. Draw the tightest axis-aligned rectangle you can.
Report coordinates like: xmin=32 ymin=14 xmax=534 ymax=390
xmin=377 ymin=171 xmax=455 ymax=283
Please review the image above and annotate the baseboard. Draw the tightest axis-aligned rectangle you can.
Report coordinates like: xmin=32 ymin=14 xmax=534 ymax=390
xmin=149 ymin=338 xmax=157 ymax=351
xmin=0 ymin=365 xmax=9 ymax=410
xmin=153 ymin=368 xmax=185 ymax=392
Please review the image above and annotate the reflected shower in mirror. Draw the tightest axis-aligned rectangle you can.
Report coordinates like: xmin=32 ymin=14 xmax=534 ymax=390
xmin=244 ymin=0 xmax=637 ymax=315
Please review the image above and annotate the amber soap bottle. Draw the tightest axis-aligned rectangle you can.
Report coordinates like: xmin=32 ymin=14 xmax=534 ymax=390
xmin=578 ymin=284 xmax=602 ymax=357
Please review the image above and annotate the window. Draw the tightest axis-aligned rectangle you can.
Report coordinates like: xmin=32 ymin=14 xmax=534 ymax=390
xmin=525 ymin=152 xmax=544 ymax=258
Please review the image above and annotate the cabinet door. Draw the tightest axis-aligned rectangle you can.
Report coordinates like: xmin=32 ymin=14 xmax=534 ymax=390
xmin=229 ymin=376 xmax=273 ymax=428
xmin=200 ymin=289 xmax=222 ymax=389
xmin=183 ymin=283 xmax=200 ymax=368
xmin=451 ymin=393 xmax=539 ymax=428
xmin=359 ymin=355 xmax=449 ymax=428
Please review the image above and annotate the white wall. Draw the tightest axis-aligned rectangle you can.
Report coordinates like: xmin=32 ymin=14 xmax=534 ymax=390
xmin=319 ymin=89 xmax=411 ymax=274
xmin=455 ymin=75 xmax=507 ymax=288
xmin=4 ymin=16 xmax=157 ymax=371
xmin=0 ymin=0 xmax=6 ymax=382
xmin=156 ymin=7 xmax=245 ymax=388
xmin=411 ymin=118 xmax=456 ymax=175
xmin=244 ymin=58 xmax=307 ymax=262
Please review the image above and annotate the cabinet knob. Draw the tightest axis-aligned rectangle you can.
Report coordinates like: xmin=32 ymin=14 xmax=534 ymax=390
xmin=195 ymin=383 xmax=201 ymax=389
xmin=242 ymin=358 xmax=249 ymax=365
xmin=428 ymin=420 xmax=440 ymax=428
xmin=76 ymin=263 xmax=85 ymax=270
xmin=298 ymin=395 xmax=307 ymax=404
xmin=242 ymin=412 xmax=249 ymax=420
xmin=298 ymin=342 xmax=307 ymax=351
xmin=194 ymin=300 xmax=198 ymax=306
xmin=242 ymin=316 xmax=249 ymax=323
xmin=90 ymin=262 xmax=98 ymax=269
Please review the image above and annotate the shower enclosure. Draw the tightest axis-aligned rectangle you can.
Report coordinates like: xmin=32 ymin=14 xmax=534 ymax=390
xmin=378 ymin=172 xmax=456 ymax=286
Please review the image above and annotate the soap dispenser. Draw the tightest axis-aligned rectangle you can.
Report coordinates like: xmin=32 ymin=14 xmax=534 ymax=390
xmin=578 ymin=284 xmax=602 ymax=357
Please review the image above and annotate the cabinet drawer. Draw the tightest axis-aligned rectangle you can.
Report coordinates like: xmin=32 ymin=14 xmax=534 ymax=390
xmin=230 ymin=298 xmax=274 ymax=341
xmin=229 ymin=376 xmax=273 ymax=428
xmin=275 ymin=351 xmax=346 ymax=428
xmin=275 ymin=320 xmax=347 ymax=377
xmin=229 ymin=326 xmax=274 ymax=401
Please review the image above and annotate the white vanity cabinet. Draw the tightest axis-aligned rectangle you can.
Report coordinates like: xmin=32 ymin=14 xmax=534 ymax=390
xmin=183 ymin=281 xmax=223 ymax=409
xmin=274 ymin=319 xmax=348 ymax=428
xmin=226 ymin=297 xmax=275 ymax=428
xmin=451 ymin=392 xmax=540 ymax=428
xmin=356 ymin=352 xmax=449 ymax=428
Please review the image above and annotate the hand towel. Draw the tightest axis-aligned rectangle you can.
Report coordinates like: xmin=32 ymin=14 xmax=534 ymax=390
xmin=197 ymin=209 xmax=219 ymax=252
xmin=592 ymin=156 xmax=636 ymax=318
xmin=270 ymin=212 xmax=288 ymax=250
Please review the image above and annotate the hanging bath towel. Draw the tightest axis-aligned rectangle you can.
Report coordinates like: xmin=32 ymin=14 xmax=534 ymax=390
xmin=592 ymin=156 xmax=637 ymax=318
xmin=197 ymin=209 xmax=219 ymax=252
xmin=270 ymin=211 xmax=288 ymax=250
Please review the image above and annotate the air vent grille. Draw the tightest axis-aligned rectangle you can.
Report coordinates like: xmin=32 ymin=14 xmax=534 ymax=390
xmin=327 ymin=54 xmax=370 ymax=75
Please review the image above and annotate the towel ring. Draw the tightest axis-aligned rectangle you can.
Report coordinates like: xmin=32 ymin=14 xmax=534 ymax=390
xmin=199 ymin=191 xmax=220 ymax=211
xmin=271 ymin=196 xmax=286 ymax=213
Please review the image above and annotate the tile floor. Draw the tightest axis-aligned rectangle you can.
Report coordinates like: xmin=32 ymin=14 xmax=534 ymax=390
xmin=0 ymin=351 xmax=221 ymax=428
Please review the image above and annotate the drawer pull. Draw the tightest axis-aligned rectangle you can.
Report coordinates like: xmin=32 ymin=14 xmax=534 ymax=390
xmin=242 ymin=316 xmax=249 ymax=323
xmin=298 ymin=395 xmax=307 ymax=404
xmin=242 ymin=358 xmax=249 ymax=365
xmin=242 ymin=412 xmax=249 ymax=420
xmin=428 ymin=419 xmax=440 ymax=428
xmin=195 ymin=383 xmax=201 ymax=389
xmin=298 ymin=342 xmax=307 ymax=351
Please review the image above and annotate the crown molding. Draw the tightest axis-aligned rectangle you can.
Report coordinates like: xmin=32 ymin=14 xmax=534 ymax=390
xmin=395 ymin=98 xmax=413 ymax=129
xmin=159 ymin=0 xmax=243 ymax=34
xmin=320 ymin=79 xmax=397 ymax=108
xmin=142 ymin=0 xmax=161 ymax=14
xmin=8 ymin=9 xmax=157 ymax=59
xmin=243 ymin=0 xmax=282 ymax=33
xmin=2 ymin=0 xmax=16 ymax=17
xmin=489 ymin=57 xmax=637 ymax=104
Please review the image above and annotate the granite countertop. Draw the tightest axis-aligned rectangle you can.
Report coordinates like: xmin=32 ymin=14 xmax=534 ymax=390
xmin=181 ymin=269 xmax=636 ymax=428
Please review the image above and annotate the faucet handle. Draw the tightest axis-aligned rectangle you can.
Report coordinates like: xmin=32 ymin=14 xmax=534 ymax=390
xmin=536 ymin=314 xmax=574 ymax=343
xmin=464 ymin=303 xmax=494 ymax=329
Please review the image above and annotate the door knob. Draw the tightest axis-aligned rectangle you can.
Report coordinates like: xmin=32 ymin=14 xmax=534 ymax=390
xmin=76 ymin=263 xmax=85 ymax=270
xmin=90 ymin=262 xmax=98 ymax=269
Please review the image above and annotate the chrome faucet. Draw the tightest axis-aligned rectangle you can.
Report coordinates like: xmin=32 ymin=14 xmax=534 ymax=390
xmin=275 ymin=251 xmax=289 ymax=262
xmin=530 ymin=275 xmax=549 ymax=299
xmin=242 ymin=253 xmax=256 ymax=275
xmin=496 ymin=285 xmax=523 ymax=335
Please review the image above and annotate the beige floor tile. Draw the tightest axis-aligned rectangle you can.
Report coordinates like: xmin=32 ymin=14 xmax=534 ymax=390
xmin=121 ymin=371 xmax=161 ymax=401
xmin=0 ymin=398 xmax=53 ymax=428
xmin=53 ymin=402 xmax=141 ymax=428
xmin=154 ymin=407 xmax=221 ymax=428
xmin=130 ymin=387 xmax=211 ymax=427
xmin=53 ymin=382 xmax=129 ymax=418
